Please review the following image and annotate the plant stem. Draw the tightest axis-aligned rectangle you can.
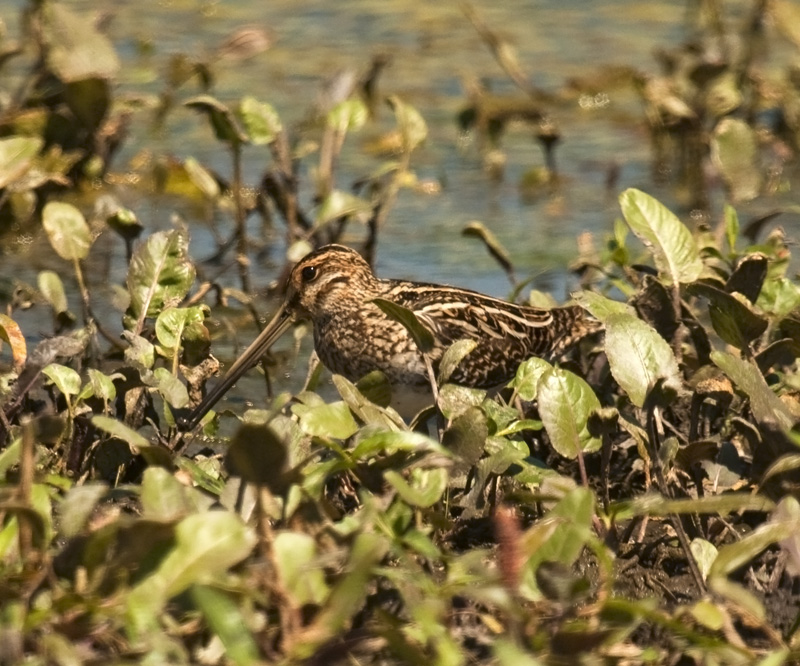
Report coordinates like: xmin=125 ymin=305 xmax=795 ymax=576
xmin=232 ymin=143 xmax=252 ymax=294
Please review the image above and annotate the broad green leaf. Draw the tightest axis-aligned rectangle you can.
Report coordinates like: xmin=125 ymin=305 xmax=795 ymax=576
xmin=238 ymin=96 xmax=282 ymax=145
xmin=123 ymin=332 xmax=156 ymax=370
xmin=41 ymin=3 xmax=120 ymax=81
xmin=326 ymin=98 xmax=368 ymax=133
xmin=571 ymin=290 xmax=635 ymax=322
xmin=58 ymin=483 xmax=108 ymax=538
xmin=78 ymin=368 xmax=118 ymax=403
xmin=711 ymin=351 xmax=794 ymax=431
xmin=619 ymin=188 xmax=703 ymax=286
xmin=191 ymin=585 xmax=259 ymax=666
xmin=155 ymin=306 xmax=207 ymax=351
xmin=687 ymin=283 xmax=767 ymax=349
xmin=494 ymin=638 xmax=544 ymax=666
xmin=126 ymin=230 xmax=195 ymax=324
xmin=183 ymin=157 xmax=220 ymax=200
xmin=42 ymin=201 xmax=91 ymax=261
xmin=438 ymin=339 xmax=477 ymax=384
xmin=314 ymin=189 xmax=373 ymax=228
xmin=42 ymin=363 xmax=81 ymax=397
xmin=689 ymin=538 xmax=718 ymax=581
xmin=38 ymin=270 xmax=69 ymax=316
xmin=273 ymin=532 xmax=330 ymax=606
xmin=0 ymin=136 xmax=42 ymax=189
xmin=537 ymin=367 xmax=601 ymax=458
xmin=154 ymin=367 xmax=190 ymax=408
xmin=605 ymin=313 xmax=681 ymax=407
xmin=442 ymin=406 xmax=488 ymax=468
xmin=0 ymin=314 xmax=27 ymax=371
xmin=509 ymin=356 xmax=551 ymax=401
xmin=352 ymin=430 xmax=447 ymax=459
xmin=295 ymin=400 xmax=358 ymax=440
xmin=92 ymin=415 xmax=151 ymax=451
xmin=385 ymin=466 xmax=448 ymax=508
xmin=332 ymin=374 xmax=404 ymax=430
xmin=372 ymin=297 xmax=434 ymax=354
xmin=758 ymin=277 xmax=800 ymax=320
xmin=711 ymin=118 xmax=761 ymax=203
xmin=388 ymin=95 xmax=427 ymax=152
xmin=141 ymin=467 xmax=202 ymax=521
xmin=185 ymin=95 xmax=248 ymax=145
xmin=126 ymin=512 xmax=256 ymax=636
xmin=437 ymin=383 xmax=485 ymax=420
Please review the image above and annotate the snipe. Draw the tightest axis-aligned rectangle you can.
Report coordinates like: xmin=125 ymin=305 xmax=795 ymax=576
xmin=182 ymin=244 xmax=598 ymax=429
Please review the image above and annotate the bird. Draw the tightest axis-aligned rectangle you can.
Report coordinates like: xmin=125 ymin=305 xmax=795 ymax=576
xmin=181 ymin=244 xmax=599 ymax=430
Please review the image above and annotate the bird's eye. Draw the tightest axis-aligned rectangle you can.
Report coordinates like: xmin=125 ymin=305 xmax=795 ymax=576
xmin=301 ymin=265 xmax=319 ymax=283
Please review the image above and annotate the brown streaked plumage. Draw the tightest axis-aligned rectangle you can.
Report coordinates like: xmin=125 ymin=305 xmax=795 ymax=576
xmin=182 ymin=244 xmax=598 ymax=429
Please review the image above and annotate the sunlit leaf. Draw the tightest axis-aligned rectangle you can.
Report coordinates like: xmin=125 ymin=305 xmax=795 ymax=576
xmin=537 ymin=366 xmax=601 ymax=458
xmin=0 ymin=136 xmax=42 ymax=189
xmin=273 ymin=532 xmax=330 ymax=605
xmin=126 ymin=512 xmax=256 ymax=636
xmin=155 ymin=306 xmax=207 ymax=352
xmin=154 ymin=367 xmax=190 ymax=408
xmin=326 ymin=98 xmax=368 ymax=133
xmin=42 ymin=201 xmax=91 ymax=261
xmin=106 ymin=207 xmax=144 ymax=242
xmin=42 ymin=363 xmax=81 ymax=397
xmin=314 ymin=189 xmax=373 ymax=228
xmin=126 ymin=230 xmax=195 ymax=324
xmin=711 ymin=118 xmax=761 ymax=203
xmin=183 ymin=157 xmax=220 ymax=200
xmin=571 ymin=290 xmax=635 ymax=322
xmin=238 ymin=96 xmax=282 ymax=145
xmin=438 ymin=339 xmax=477 ymax=384
xmin=38 ymin=270 xmax=69 ymax=317
xmin=141 ymin=467 xmax=202 ymax=521
xmin=619 ymin=188 xmax=703 ymax=286
xmin=191 ymin=585 xmax=260 ymax=666
xmin=771 ymin=496 xmax=800 ymax=576
xmin=58 ymin=483 xmax=108 ymax=538
xmin=689 ymin=538 xmax=718 ymax=581
xmin=0 ymin=314 xmax=26 ymax=372
xmin=509 ymin=356 xmax=551 ymax=401
xmin=708 ymin=577 xmax=765 ymax=622
xmin=295 ymin=400 xmax=358 ymax=440
xmin=92 ymin=414 xmax=151 ymax=451
xmin=83 ymin=368 xmax=117 ymax=403
xmin=185 ymin=94 xmax=248 ymax=146
xmin=388 ymin=95 xmax=427 ymax=152
xmin=711 ymin=351 xmax=794 ymax=431
xmin=372 ymin=298 xmax=434 ymax=354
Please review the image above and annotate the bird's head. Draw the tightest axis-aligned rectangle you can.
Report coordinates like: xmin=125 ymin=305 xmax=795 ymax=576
xmin=286 ymin=244 xmax=379 ymax=318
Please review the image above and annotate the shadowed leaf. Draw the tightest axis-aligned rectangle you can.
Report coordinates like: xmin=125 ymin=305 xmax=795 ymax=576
xmin=688 ymin=282 xmax=767 ymax=349
xmin=372 ymin=298 xmax=434 ymax=354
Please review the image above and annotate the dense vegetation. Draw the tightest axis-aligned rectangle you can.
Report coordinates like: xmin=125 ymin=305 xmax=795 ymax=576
xmin=2 ymin=1 xmax=800 ymax=664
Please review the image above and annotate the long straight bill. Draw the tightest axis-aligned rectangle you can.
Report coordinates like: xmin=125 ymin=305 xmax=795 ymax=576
xmin=181 ymin=302 xmax=294 ymax=430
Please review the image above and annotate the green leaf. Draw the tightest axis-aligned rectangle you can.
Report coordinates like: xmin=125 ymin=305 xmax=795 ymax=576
xmin=710 ymin=351 xmax=794 ymax=431
xmin=509 ymin=357 xmax=552 ymax=401
xmin=42 ymin=201 xmax=91 ymax=261
xmin=154 ymin=367 xmax=190 ymax=408
xmin=295 ymin=401 xmax=359 ymax=440
xmin=84 ymin=368 xmax=117 ymax=403
xmin=388 ymin=96 xmax=427 ymax=152
xmin=314 ymin=189 xmax=373 ymax=229
xmin=371 ymin=298 xmax=434 ymax=354
xmin=438 ymin=339 xmax=477 ymax=384
xmin=155 ymin=306 xmax=206 ymax=352
xmin=724 ymin=204 xmax=739 ymax=253
xmin=141 ymin=467 xmax=201 ymax=521
xmin=238 ymin=96 xmax=282 ymax=145
xmin=332 ymin=374 xmax=404 ymax=430
xmin=690 ymin=538 xmax=718 ymax=581
xmin=0 ymin=313 xmax=27 ymax=371
xmin=38 ymin=270 xmax=69 ymax=316
xmin=92 ymin=415 xmax=151 ymax=451
xmin=273 ymin=532 xmax=330 ymax=606
xmin=605 ymin=313 xmax=681 ymax=408
xmin=0 ymin=136 xmax=42 ymax=189
xmin=352 ymin=430 xmax=447 ymax=459
xmin=711 ymin=118 xmax=761 ymax=203
xmin=41 ymin=3 xmax=120 ymax=81
xmin=385 ymin=467 xmax=448 ymax=507
xmin=126 ymin=230 xmax=195 ymax=324
xmin=191 ymin=585 xmax=259 ymax=666
xmin=537 ymin=367 xmax=601 ymax=458
xmin=326 ymin=98 xmax=368 ymax=133
xmin=571 ymin=290 xmax=636 ymax=322
xmin=186 ymin=95 xmax=248 ymax=146
xmin=183 ymin=157 xmax=220 ymax=200
xmin=126 ymin=512 xmax=256 ymax=636
xmin=442 ymin=406 xmax=488 ymax=468
xmin=687 ymin=282 xmax=768 ymax=349
xmin=58 ymin=483 xmax=108 ymax=538
xmin=619 ymin=188 xmax=703 ymax=286
xmin=42 ymin=363 xmax=81 ymax=397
